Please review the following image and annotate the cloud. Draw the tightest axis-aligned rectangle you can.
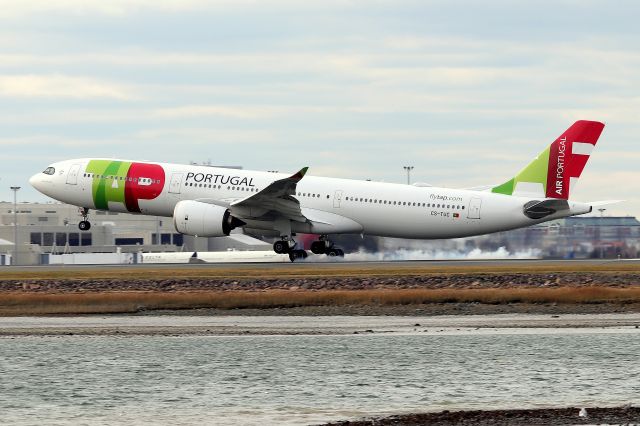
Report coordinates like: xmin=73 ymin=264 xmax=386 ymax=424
xmin=0 ymin=0 xmax=210 ymax=17
xmin=0 ymin=0 xmax=352 ymax=18
xmin=0 ymin=75 xmax=134 ymax=100
xmin=153 ymin=105 xmax=291 ymax=120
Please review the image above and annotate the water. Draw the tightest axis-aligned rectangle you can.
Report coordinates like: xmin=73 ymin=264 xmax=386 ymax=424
xmin=1 ymin=329 xmax=639 ymax=425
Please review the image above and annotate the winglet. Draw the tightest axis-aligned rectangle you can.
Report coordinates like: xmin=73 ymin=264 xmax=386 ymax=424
xmin=291 ymin=167 xmax=309 ymax=181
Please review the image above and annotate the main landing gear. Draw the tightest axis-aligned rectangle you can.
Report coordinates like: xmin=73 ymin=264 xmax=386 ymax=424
xmin=78 ymin=207 xmax=91 ymax=231
xmin=272 ymin=229 xmax=344 ymax=262
xmin=310 ymin=236 xmax=344 ymax=257
xmin=273 ymin=237 xmax=308 ymax=262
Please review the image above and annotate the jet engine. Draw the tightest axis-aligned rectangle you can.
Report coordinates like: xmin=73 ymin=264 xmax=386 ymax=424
xmin=173 ymin=200 xmax=245 ymax=237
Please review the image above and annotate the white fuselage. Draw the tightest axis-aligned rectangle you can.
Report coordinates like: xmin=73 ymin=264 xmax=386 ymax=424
xmin=30 ymin=158 xmax=591 ymax=239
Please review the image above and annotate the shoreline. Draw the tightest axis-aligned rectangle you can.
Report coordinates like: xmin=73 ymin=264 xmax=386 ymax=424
xmin=322 ymin=406 xmax=640 ymax=426
xmin=1 ymin=312 xmax=639 ymax=336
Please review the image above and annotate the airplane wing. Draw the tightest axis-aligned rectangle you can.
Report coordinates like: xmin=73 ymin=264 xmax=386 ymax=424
xmin=195 ymin=167 xmax=362 ymax=234
xmin=228 ymin=167 xmax=309 ymax=222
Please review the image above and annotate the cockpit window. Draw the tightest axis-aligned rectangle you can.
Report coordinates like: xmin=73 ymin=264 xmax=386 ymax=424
xmin=43 ymin=167 xmax=55 ymax=175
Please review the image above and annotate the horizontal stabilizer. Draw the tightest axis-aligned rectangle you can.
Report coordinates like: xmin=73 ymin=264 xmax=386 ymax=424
xmin=461 ymin=184 xmax=495 ymax=192
xmin=588 ymin=200 xmax=625 ymax=207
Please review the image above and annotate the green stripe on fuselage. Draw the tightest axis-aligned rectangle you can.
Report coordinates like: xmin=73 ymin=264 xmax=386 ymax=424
xmin=86 ymin=160 xmax=132 ymax=210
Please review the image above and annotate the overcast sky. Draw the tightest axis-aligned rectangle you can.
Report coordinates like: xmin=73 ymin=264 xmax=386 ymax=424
xmin=1 ymin=0 xmax=638 ymax=216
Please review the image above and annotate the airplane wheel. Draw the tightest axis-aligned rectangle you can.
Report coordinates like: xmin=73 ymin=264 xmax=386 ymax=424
xmin=273 ymin=240 xmax=289 ymax=254
xmin=78 ymin=220 xmax=91 ymax=231
xmin=289 ymin=250 xmax=308 ymax=262
xmin=310 ymin=241 xmax=326 ymax=255
xmin=326 ymin=248 xmax=345 ymax=258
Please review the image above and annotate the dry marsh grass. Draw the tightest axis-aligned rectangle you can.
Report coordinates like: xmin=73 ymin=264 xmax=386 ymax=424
xmin=2 ymin=262 xmax=640 ymax=282
xmin=1 ymin=287 xmax=640 ymax=315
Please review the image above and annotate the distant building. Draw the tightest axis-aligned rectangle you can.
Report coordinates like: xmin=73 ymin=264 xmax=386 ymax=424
xmin=0 ymin=201 xmax=270 ymax=265
xmin=371 ymin=216 xmax=640 ymax=260
xmin=542 ymin=216 xmax=640 ymax=259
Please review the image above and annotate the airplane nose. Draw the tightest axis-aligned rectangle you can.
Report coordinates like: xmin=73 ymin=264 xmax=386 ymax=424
xmin=29 ymin=173 xmax=41 ymax=190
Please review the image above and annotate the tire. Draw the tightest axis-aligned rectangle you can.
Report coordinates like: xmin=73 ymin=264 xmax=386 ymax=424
xmin=273 ymin=240 xmax=289 ymax=254
xmin=79 ymin=221 xmax=91 ymax=231
xmin=327 ymin=249 xmax=338 ymax=257
xmin=310 ymin=241 xmax=325 ymax=255
xmin=289 ymin=250 xmax=308 ymax=262
xmin=336 ymin=249 xmax=345 ymax=257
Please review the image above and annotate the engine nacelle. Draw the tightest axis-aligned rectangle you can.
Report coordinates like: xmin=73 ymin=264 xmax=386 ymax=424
xmin=173 ymin=200 xmax=244 ymax=237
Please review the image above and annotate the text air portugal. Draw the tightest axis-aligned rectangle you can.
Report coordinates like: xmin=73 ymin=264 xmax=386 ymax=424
xmin=545 ymin=120 xmax=604 ymax=199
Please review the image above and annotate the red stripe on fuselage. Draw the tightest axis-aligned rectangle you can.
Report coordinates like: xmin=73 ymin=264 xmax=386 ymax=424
xmin=124 ymin=163 xmax=166 ymax=213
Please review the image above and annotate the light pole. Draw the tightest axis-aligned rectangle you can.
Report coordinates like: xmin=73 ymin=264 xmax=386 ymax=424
xmin=10 ymin=186 xmax=20 ymax=265
xmin=403 ymin=166 xmax=414 ymax=185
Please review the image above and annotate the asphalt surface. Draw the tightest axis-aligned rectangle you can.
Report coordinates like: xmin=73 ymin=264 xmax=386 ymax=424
xmin=2 ymin=258 xmax=638 ymax=273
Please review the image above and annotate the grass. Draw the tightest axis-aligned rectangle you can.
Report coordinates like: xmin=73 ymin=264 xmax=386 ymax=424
xmin=2 ymin=261 xmax=640 ymax=282
xmin=1 ymin=287 xmax=640 ymax=315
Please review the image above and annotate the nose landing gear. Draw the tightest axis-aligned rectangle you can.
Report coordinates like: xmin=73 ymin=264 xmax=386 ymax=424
xmin=78 ymin=207 xmax=91 ymax=231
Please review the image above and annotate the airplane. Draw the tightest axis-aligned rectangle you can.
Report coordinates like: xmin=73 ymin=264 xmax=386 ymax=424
xmin=30 ymin=120 xmax=612 ymax=261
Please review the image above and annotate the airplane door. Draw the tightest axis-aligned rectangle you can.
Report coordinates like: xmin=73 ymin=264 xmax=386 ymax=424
xmin=66 ymin=164 xmax=81 ymax=185
xmin=468 ymin=197 xmax=482 ymax=219
xmin=333 ymin=190 xmax=343 ymax=208
xmin=169 ymin=173 xmax=183 ymax=194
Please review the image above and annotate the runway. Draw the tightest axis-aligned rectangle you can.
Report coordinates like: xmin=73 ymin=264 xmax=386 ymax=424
xmin=3 ymin=257 xmax=638 ymax=274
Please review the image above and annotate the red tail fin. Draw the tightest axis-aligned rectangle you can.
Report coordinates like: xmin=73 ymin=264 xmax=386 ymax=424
xmin=545 ymin=120 xmax=604 ymax=199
